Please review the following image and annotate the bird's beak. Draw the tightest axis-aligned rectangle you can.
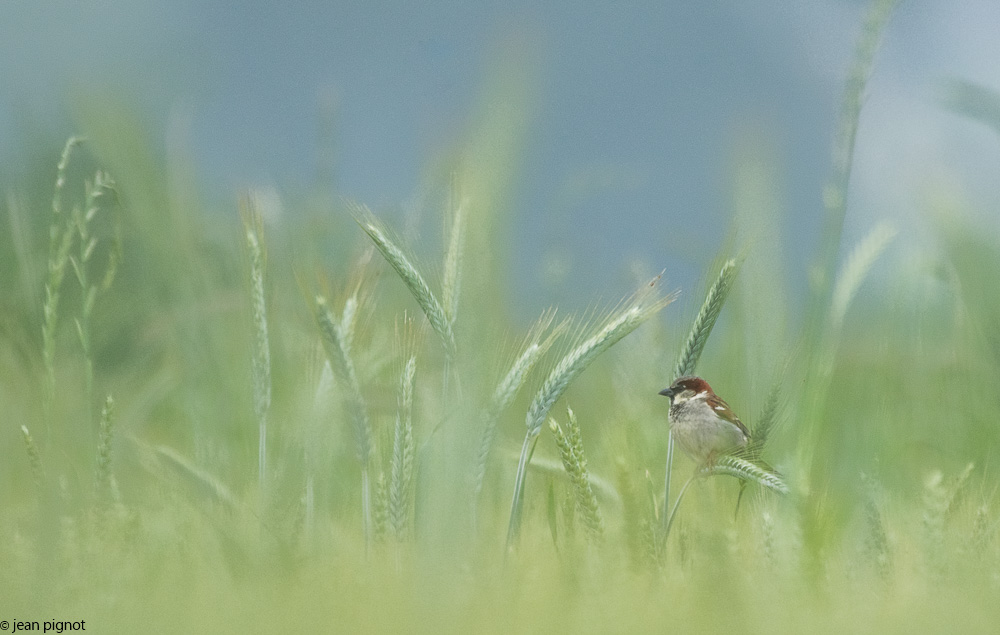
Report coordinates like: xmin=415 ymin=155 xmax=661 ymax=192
xmin=658 ymin=387 xmax=673 ymax=398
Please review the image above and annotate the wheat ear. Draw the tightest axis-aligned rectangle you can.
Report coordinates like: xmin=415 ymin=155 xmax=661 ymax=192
xmin=352 ymin=203 xmax=456 ymax=359
xmin=507 ymin=275 xmax=672 ymax=549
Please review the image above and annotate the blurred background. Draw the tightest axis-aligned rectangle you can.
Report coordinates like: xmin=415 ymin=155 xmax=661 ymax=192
xmin=2 ymin=0 xmax=999 ymax=311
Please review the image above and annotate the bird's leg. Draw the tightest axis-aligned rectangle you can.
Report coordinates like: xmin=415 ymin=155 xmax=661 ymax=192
xmin=704 ymin=450 xmax=718 ymax=471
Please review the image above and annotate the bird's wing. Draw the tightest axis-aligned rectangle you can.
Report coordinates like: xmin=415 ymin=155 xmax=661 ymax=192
xmin=706 ymin=393 xmax=751 ymax=439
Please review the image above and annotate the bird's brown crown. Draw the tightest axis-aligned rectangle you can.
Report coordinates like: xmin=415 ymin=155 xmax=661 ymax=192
xmin=670 ymin=376 xmax=712 ymax=394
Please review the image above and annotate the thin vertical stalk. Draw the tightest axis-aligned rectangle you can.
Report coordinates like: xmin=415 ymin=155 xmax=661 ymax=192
xmin=42 ymin=137 xmax=85 ymax=426
xmin=812 ymin=0 xmax=899 ymax=313
xmin=241 ymin=195 xmax=271 ymax=496
xmin=390 ymin=355 xmax=417 ymax=539
xmin=659 ymin=260 xmax=739 ymax=543
xmin=71 ymin=171 xmax=117 ymax=420
xmin=94 ymin=395 xmax=116 ymax=504
xmin=316 ymin=294 xmax=374 ymax=549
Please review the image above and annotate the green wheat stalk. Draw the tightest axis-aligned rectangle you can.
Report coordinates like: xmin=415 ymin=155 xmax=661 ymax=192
xmin=643 ymin=469 xmax=663 ymax=566
xmin=390 ymin=355 xmax=417 ymax=540
xmin=614 ymin=458 xmax=645 ymax=567
xmin=442 ymin=180 xmax=465 ymax=326
xmin=517 ymin=454 xmax=621 ymax=504
xmin=440 ymin=184 xmax=465 ymax=400
xmin=659 ymin=259 xmax=739 ymax=541
xmin=71 ymin=171 xmax=119 ymax=421
xmin=549 ymin=407 xmax=604 ymax=541
xmin=748 ymin=382 xmax=781 ymax=457
xmin=796 ymin=1 xmax=899 ymax=572
xmin=42 ymin=137 xmax=85 ymax=421
xmin=70 ymin=176 xmax=98 ymax=393
xmin=94 ymin=395 xmax=116 ymax=504
xmin=829 ymin=222 xmax=897 ymax=332
xmin=729 ymin=382 xmax=784 ymax=515
xmin=340 ymin=294 xmax=358 ymax=354
xmin=940 ymin=79 xmax=1000 ymax=138
xmin=20 ymin=425 xmax=44 ymax=488
xmin=241 ymin=195 xmax=271 ymax=495
xmin=315 ymin=293 xmax=374 ymax=547
xmin=473 ymin=309 xmax=563 ymax=509
xmin=373 ymin=470 xmax=390 ymax=543
xmin=661 ymin=455 xmax=789 ymax=544
xmin=139 ymin=441 xmax=238 ymax=510
xmin=802 ymin=222 xmax=896 ymax=471
xmin=922 ymin=463 xmax=975 ymax=573
xmin=860 ymin=472 xmax=890 ymax=576
xmin=506 ymin=275 xmax=672 ymax=550
xmin=352 ymin=203 xmax=456 ymax=360
xmin=672 ymin=259 xmax=739 ymax=379
xmin=699 ymin=455 xmax=788 ymax=494
xmin=813 ymin=0 xmax=899 ymax=305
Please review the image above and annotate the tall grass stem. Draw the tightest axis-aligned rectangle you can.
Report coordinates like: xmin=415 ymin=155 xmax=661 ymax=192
xmin=442 ymin=181 xmax=465 ymax=327
xmin=94 ymin=395 xmax=116 ymax=503
xmin=390 ymin=356 xmax=417 ymax=539
xmin=241 ymin=195 xmax=271 ymax=497
xmin=316 ymin=294 xmax=374 ymax=549
xmin=20 ymin=425 xmax=44 ymax=488
xmin=813 ymin=0 xmax=899 ymax=309
xmin=42 ymin=137 xmax=85 ymax=426
xmin=660 ymin=260 xmax=739 ymax=542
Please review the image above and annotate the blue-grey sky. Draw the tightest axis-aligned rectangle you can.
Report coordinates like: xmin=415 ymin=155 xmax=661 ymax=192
xmin=3 ymin=1 xmax=999 ymax=314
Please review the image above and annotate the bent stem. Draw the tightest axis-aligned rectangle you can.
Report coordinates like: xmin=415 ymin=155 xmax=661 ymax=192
xmin=662 ymin=455 xmax=790 ymax=546
xmin=505 ymin=433 xmax=539 ymax=553
xmin=662 ymin=473 xmax=698 ymax=545
xmin=661 ymin=432 xmax=676 ymax=538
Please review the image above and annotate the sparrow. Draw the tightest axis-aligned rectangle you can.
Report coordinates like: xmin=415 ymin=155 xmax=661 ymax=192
xmin=658 ymin=376 xmax=749 ymax=466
